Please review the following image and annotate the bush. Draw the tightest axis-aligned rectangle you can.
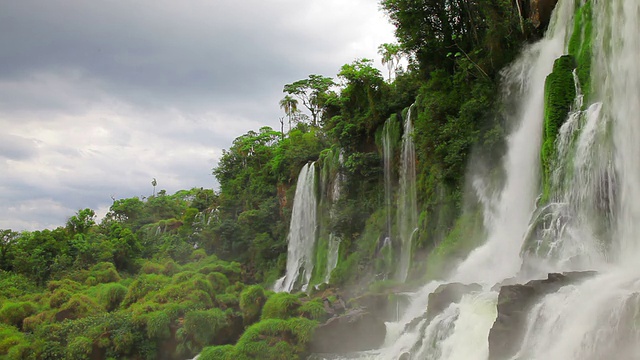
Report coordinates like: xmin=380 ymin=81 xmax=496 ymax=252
xmin=145 ymin=311 xmax=171 ymax=340
xmin=182 ymin=308 xmax=228 ymax=348
xmin=234 ymin=318 xmax=317 ymax=359
xmin=239 ymin=285 xmax=266 ymax=325
xmin=98 ymin=283 xmax=128 ymax=312
xmin=0 ymin=302 xmax=38 ymax=329
xmin=261 ymin=293 xmax=301 ymax=320
xmin=66 ymin=336 xmax=93 ymax=360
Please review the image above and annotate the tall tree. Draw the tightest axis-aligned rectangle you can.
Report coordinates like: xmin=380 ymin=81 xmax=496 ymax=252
xmin=283 ymin=75 xmax=335 ymax=126
xmin=378 ymin=43 xmax=403 ymax=81
xmin=279 ymin=95 xmax=298 ymax=132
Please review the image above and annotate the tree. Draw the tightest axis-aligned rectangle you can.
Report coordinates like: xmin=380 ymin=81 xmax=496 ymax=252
xmin=66 ymin=208 xmax=96 ymax=235
xmin=279 ymin=95 xmax=299 ymax=132
xmin=378 ymin=43 xmax=403 ymax=81
xmin=283 ymin=75 xmax=335 ymax=126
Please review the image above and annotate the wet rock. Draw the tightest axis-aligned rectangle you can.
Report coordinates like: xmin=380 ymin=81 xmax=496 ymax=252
xmin=309 ymin=308 xmax=386 ymax=353
xmin=426 ymin=283 xmax=482 ymax=322
xmin=488 ymin=271 xmax=597 ymax=360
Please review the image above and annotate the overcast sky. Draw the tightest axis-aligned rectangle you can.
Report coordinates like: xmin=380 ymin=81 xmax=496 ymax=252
xmin=0 ymin=0 xmax=396 ymax=231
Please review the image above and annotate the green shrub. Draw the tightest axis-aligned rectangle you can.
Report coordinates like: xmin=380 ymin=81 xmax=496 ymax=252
xmin=0 ymin=302 xmax=38 ymax=329
xmin=199 ymin=344 xmax=235 ymax=360
xmin=234 ymin=318 xmax=317 ymax=359
xmin=298 ymin=298 xmax=326 ymax=320
xmin=57 ymin=295 xmax=103 ymax=321
xmin=207 ymin=272 xmax=230 ymax=294
xmin=98 ymin=283 xmax=128 ymax=311
xmin=49 ymin=288 xmax=73 ymax=308
xmin=121 ymin=274 xmax=169 ymax=308
xmin=182 ymin=308 xmax=228 ymax=348
xmin=239 ymin=285 xmax=267 ymax=325
xmin=145 ymin=311 xmax=171 ymax=340
xmin=261 ymin=293 xmax=301 ymax=320
xmin=216 ymin=293 xmax=239 ymax=309
xmin=88 ymin=262 xmax=121 ymax=284
xmin=66 ymin=336 xmax=93 ymax=360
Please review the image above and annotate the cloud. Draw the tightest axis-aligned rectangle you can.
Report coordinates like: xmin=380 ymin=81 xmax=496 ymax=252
xmin=0 ymin=0 xmax=396 ymax=231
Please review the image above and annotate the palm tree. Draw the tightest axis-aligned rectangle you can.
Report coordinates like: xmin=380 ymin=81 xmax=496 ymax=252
xmin=279 ymin=95 xmax=298 ymax=132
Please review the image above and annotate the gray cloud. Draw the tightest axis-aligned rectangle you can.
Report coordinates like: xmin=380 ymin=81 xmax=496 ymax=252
xmin=0 ymin=0 xmax=396 ymax=231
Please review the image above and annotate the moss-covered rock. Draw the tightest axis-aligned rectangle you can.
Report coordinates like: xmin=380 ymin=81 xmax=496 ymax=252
xmin=568 ymin=0 xmax=593 ymax=103
xmin=261 ymin=292 xmax=302 ymax=320
xmin=0 ymin=302 xmax=38 ymax=330
xmin=235 ymin=318 xmax=317 ymax=359
xmin=239 ymin=285 xmax=267 ymax=325
xmin=541 ymin=55 xmax=577 ymax=202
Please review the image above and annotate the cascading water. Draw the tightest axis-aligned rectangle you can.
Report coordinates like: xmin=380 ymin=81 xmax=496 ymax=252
xmin=397 ymin=105 xmax=418 ymax=282
xmin=274 ymin=162 xmax=317 ymax=293
xmin=325 ymin=155 xmax=344 ymax=283
xmin=453 ymin=0 xmax=576 ymax=285
xmin=383 ymin=117 xmax=395 ymax=256
xmin=512 ymin=0 xmax=640 ymax=358
xmin=315 ymin=1 xmax=640 ymax=359
xmin=319 ymin=1 xmax=579 ymax=359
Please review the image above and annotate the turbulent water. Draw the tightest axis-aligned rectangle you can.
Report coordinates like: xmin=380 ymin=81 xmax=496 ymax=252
xmin=274 ymin=162 xmax=318 ymax=293
xmin=318 ymin=0 xmax=640 ymax=358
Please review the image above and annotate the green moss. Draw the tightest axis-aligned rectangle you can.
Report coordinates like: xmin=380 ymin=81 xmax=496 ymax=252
xmin=182 ymin=308 xmax=228 ymax=348
xmin=49 ymin=288 xmax=73 ymax=308
xmin=97 ymin=283 xmax=128 ymax=312
xmin=233 ymin=318 xmax=317 ymax=360
xmin=568 ymin=0 xmax=593 ymax=104
xmin=207 ymin=272 xmax=230 ymax=294
xmin=121 ymin=274 xmax=169 ymax=308
xmin=541 ymin=55 xmax=577 ymax=203
xmin=58 ymin=295 xmax=103 ymax=321
xmin=145 ymin=311 xmax=171 ymax=340
xmin=298 ymin=298 xmax=326 ymax=321
xmin=66 ymin=336 xmax=93 ymax=360
xmin=0 ymin=302 xmax=38 ymax=329
xmin=261 ymin=292 xmax=302 ymax=320
xmin=199 ymin=344 xmax=235 ymax=360
xmin=239 ymin=285 xmax=267 ymax=325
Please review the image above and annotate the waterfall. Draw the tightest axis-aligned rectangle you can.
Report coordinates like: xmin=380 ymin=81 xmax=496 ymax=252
xmin=383 ymin=117 xmax=394 ymax=257
xmin=397 ymin=105 xmax=418 ymax=282
xmin=510 ymin=0 xmax=640 ymax=358
xmin=320 ymin=1 xmax=578 ymax=358
xmin=313 ymin=0 xmax=640 ymax=359
xmin=273 ymin=162 xmax=317 ymax=293
xmin=325 ymin=154 xmax=343 ymax=283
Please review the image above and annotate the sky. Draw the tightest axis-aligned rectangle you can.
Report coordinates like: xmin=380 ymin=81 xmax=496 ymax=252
xmin=0 ymin=0 xmax=397 ymax=231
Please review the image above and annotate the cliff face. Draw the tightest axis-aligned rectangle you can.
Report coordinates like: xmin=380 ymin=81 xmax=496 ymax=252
xmin=518 ymin=0 xmax=560 ymax=30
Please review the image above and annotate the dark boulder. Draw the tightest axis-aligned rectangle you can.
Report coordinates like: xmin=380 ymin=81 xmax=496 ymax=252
xmin=488 ymin=271 xmax=596 ymax=360
xmin=308 ymin=308 xmax=386 ymax=353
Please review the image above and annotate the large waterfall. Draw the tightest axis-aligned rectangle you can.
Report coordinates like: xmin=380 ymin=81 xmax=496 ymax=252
xmin=319 ymin=0 xmax=640 ymax=358
xmin=274 ymin=162 xmax=317 ymax=293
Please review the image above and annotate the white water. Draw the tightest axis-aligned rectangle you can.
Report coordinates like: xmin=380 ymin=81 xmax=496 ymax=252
xmin=274 ymin=162 xmax=317 ymax=293
xmin=325 ymin=160 xmax=343 ymax=283
xmin=324 ymin=0 xmax=579 ymax=358
xmin=383 ymin=117 xmax=394 ymax=255
xmin=513 ymin=0 xmax=640 ymax=358
xmin=397 ymin=105 xmax=418 ymax=282
xmin=453 ymin=0 xmax=576 ymax=285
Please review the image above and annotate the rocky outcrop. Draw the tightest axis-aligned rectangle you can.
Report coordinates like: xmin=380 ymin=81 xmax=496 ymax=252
xmin=426 ymin=283 xmax=482 ymax=322
xmin=516 ymin=0 xmax=559 ymax=31
xmin=308 ymin=308 xmax=386 ymax=353
xmin=488 ymin=271 xmax=596 ymax=360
